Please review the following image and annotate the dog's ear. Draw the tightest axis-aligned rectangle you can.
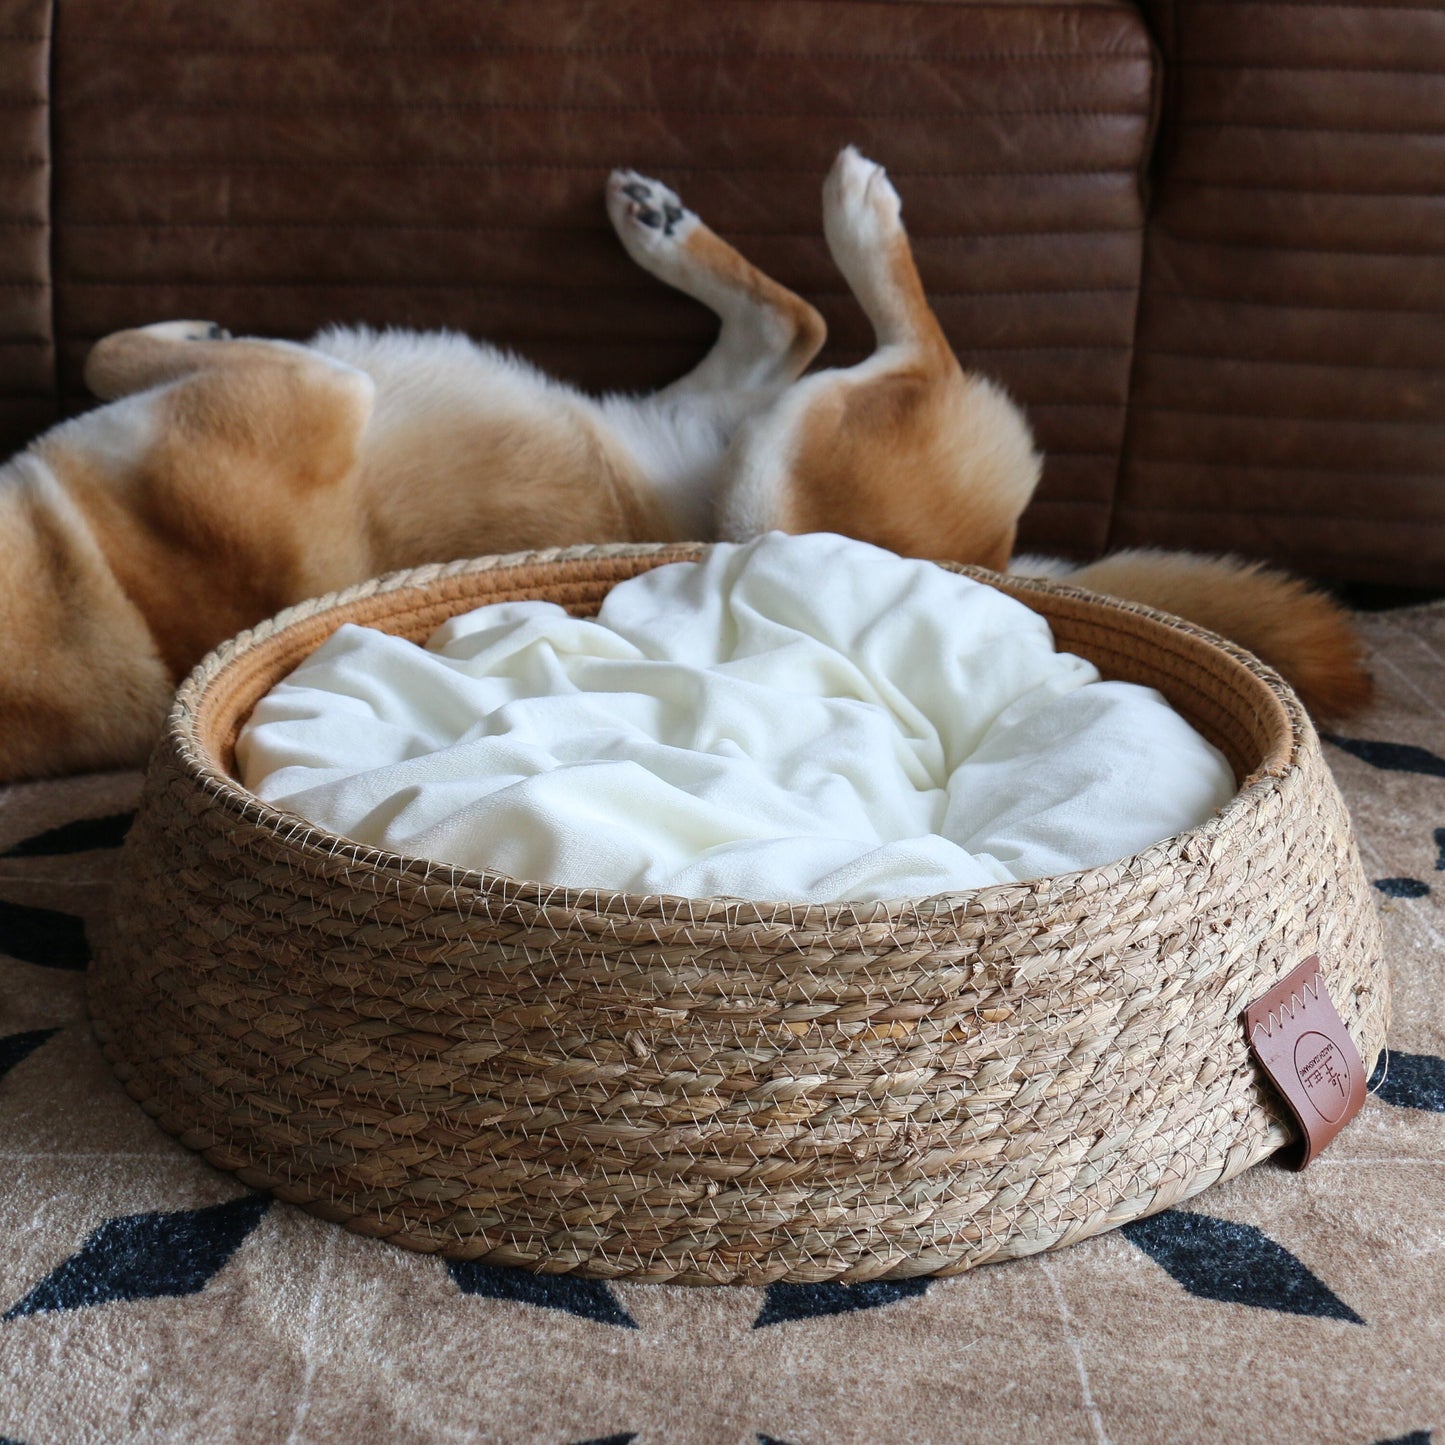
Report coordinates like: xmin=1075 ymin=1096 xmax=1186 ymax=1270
xmin=0 ymin=465 xmax=172 ymax=782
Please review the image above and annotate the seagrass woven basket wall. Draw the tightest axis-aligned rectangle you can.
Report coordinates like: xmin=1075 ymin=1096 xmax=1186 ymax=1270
xmin=90 ymin=543 xmax=1389 ymax=1285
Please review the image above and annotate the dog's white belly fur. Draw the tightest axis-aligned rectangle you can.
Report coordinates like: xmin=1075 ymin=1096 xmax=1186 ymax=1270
xmin=595 ymin=391 xmax=746 ymax=543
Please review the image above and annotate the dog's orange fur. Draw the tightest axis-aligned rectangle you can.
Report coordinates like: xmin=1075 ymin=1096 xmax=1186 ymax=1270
xmin=675 ymin=223 xmax=829 ymax=382
xmin=0 ymin=151 xmax=1373 ymax=782
xmin=0 ymin=473 xmax=173 ymax=778
xmin=777 ymin=368 xmax=1033 ymax=572
xmin=1064 ymin=550 xmax=1374 ymax=720
xmin=54 ymin=352 xmax=372 ymax=677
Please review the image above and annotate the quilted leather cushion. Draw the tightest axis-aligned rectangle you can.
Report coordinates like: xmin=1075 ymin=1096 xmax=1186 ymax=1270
xmin=1119 ymin=1 xmax=1445 ymax=587
xmin=45 ymin=0 xmax=1156 ymax=558
xmin=0 ymin=0 xmax=56 ymax=459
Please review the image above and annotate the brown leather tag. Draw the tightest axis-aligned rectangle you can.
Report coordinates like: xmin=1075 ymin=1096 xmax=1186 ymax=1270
xmin=1244 ymin=955 xmax=1366 ymax=1170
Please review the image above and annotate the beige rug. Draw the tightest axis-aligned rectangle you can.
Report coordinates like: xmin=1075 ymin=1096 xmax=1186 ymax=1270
xmin=1 ymin=604 xmax=1442 ymax=1445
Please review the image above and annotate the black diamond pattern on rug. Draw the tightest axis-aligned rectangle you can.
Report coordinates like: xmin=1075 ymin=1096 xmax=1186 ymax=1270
xmin=564 ymin=1435 xmax=636 ymax=1445
xmin=1 ymin=812 xmax=135 ymax=858
xmin=1373 ymin=1433 xmax=1431 ymax=1445
xmin=752 ymin=1276 xmax=931 ymax=1328
xmin=1374 ymin=877 xmax=1431 ymax=898
xmin=0 ymin=899 xmax=90 ymax=970
xmin=2 ymin=1194 xmax=270 ymax=1320
xmin=1322 ymin=735 xmax=1445 ymax=778
xmin=447 ymin=1261 xmax=637 ymax=1328
xmin=1370 ymin=1053 xmax=1445 ymax=1113
xmin=1122 ymin=1210 xmax=1364 ymax=1323
xmin=0 ymin=1028 xmax=60 ymax=1082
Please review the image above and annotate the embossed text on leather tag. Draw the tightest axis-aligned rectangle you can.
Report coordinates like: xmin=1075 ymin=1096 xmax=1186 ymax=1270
xmin=1244 ymin=955 xmax=1366 ymax=1170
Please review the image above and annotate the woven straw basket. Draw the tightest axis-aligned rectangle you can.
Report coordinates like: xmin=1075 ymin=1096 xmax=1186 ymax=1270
xmin=91 ymin=543 xmax=1388 ymax=1285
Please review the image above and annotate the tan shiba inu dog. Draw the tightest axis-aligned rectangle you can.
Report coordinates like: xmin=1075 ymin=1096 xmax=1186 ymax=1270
xmin=0 ymin=148 xmax=1369 ymax=781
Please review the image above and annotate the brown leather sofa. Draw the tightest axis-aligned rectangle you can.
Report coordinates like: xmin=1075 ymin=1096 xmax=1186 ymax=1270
xmin=1 ymin=0 xmax=1439 ymax=586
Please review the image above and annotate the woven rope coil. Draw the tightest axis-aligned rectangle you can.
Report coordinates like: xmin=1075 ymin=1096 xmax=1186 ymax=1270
xmin=89 ymin=544 xmax=1388 ymax=1284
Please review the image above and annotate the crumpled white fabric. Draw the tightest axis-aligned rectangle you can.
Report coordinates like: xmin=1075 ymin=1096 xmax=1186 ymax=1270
xmin=237 ymin=532 xmax=1235 ymax=903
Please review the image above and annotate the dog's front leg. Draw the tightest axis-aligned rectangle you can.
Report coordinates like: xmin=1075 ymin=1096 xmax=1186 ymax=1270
xmin=606 ymin=170 xmax=826 ymax=404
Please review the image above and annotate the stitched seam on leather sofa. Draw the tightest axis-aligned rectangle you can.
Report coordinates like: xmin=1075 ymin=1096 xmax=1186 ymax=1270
xmin=1185 ymin=120 xmax=1445 ymax=134
xmin=1121 ymin=503 xmax=1445 ymax=518
xmin=1186 ymin=62 xmax=1445 ymax=74
xmin=62 ymin=158 xmax=1154 ymax=177
xmin=61 ymin=169 xmax=1144 ymax=187
xmin=1135 ymin=456 xmax=1445 ymax=478
xmin=1136 ymin=404 xmax=1445 ymax=427
xmin=1155 ymin=289 xmax=1445 ymax=316
xmin=1160 ymin=235 xmax=1445 ymax=258
xmin=49 ymin=43 xmax=1152 ymax=57
xmin=1147 ymin=349 xmax=1445 ymax=375
xmin=1191 ymin=1 xmax=1444 ymax=11
xmin=1171 ymin=179 xmax=1445 ymax=197
xmin=65 ymin=106 xmax=1154 ymax=124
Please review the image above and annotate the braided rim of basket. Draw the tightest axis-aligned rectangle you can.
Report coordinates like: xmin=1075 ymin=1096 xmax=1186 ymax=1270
xmin=89 ymin=543 xmax=1386 ymax=1283
xmin=168 ymin=541 xmax=1299 ymax=924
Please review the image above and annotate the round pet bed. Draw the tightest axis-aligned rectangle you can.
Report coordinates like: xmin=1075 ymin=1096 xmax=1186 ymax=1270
xmin=89 ymin=543 xmax=1389 ymax=1284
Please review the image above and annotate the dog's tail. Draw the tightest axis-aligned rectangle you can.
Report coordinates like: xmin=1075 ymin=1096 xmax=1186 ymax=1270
xmin=1009 ymin=548 xmax=1373 ymax=721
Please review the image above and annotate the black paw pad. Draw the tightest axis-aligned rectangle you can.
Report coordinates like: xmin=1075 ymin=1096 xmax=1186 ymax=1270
xmin=636 ymin=206 xmax=662 ymax=229
xmin=662 ymin=203 xmax=685 ymax=236
xmin=621 ymin=182 xmax=652 ymax=204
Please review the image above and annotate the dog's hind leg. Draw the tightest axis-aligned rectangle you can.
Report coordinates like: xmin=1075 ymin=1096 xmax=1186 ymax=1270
xmin=716 ymin=148 xmax=1041 ymax=568
xmin=818 ymin=147 xmax=952 ymax=360
xmin=606 ymin=170 xmax=826 ymax=401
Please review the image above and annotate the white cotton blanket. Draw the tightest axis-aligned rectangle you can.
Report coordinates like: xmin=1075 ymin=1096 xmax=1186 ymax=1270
xmin=236 ymin=533 xmax=1235 ymax=903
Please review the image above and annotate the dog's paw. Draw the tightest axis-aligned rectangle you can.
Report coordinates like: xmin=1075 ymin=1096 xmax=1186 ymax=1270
xmin=137 ymin=320 xmax=232 ymax=343
xmin=606 ymin=168 xmax=695 ymax=258
xmin=823 ymin=146 xmax=903 ymax=247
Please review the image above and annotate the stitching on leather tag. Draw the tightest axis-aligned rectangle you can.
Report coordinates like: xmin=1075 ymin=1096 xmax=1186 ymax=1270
xmin=1244 ymin=955 xmax=1366 ymax=1170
